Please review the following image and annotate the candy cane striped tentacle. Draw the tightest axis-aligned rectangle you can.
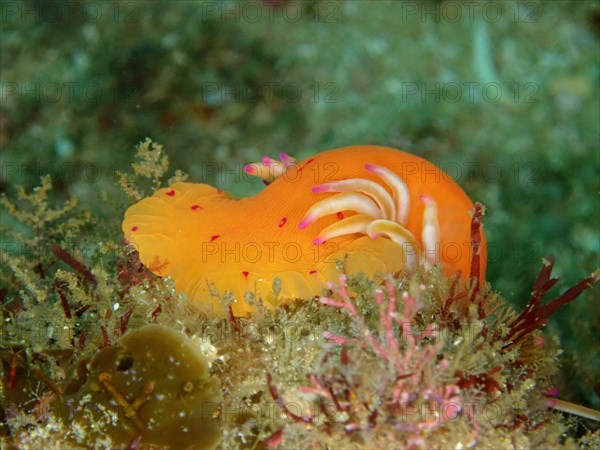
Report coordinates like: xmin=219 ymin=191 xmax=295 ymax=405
xmin=365 ymin=163 xmax=410 ymax=225
xmin=312 ymin=179 xmax=396 ymax=220
xmin=366 ymin=219 xmax=420 ymax=272
xmin=420 ymin=195 xmax=440 ymax=269
xmin=313 ymin=214 xmax=373 ymax=245
xmin=300 ymin=163 xmax=442 ymax=274
xmin=299 ymin=193 xmax=383 ymax=230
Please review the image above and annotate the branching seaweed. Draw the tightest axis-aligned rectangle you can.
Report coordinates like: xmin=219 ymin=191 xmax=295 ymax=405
xmin=116 ymin=138 xmax=188 ymax=202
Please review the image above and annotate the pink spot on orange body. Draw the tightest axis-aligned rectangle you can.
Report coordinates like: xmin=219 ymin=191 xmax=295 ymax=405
xmin=337 ymin=212 xmax=344 ymax=220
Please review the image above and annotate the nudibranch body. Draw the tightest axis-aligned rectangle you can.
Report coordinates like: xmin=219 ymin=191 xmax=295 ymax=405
xmin=123 ymin=146 xmax=486 ymax=316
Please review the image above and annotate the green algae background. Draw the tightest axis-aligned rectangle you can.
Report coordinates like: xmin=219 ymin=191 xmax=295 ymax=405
xmin=1 ymin=0 xmax=599 ymax=439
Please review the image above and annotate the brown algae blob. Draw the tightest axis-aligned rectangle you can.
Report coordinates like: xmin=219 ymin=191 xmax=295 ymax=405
xmin=68 ymin=324 xmax=222 ymax=448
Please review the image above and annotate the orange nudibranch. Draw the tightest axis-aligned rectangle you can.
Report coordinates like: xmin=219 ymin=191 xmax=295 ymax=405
xmin=122 ymin=146 xmax=486 ymax=316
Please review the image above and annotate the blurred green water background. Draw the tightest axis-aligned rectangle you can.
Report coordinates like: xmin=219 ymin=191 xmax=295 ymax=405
xmin=1 ymin=0 xmax=598 ymax=406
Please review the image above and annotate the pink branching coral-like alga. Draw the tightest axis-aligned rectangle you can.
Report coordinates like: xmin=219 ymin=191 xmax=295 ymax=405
xmin=266 ymin=275 xmax=470 ymax=449
xmin=265 ymin=260 xmax=598 ymax=448
xmin=318 ymin=276 xmax=464 ymax=446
